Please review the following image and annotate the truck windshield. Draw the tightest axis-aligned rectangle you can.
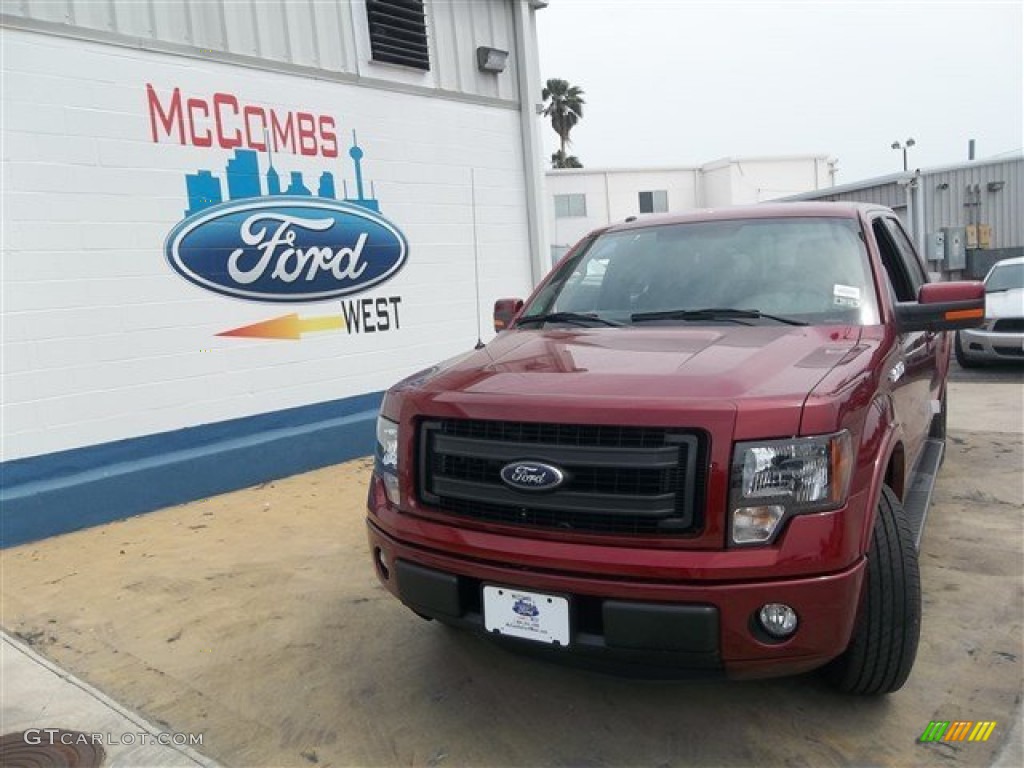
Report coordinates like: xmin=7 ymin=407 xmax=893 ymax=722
xmin=523 ymin=217 xmax=880 ymax=327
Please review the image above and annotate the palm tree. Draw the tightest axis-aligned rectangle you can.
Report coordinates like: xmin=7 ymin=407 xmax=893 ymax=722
xmin=550 ymin=150 xmax=582 ymax=169
xmin=542 ymin=78 xmax=584 ymax=167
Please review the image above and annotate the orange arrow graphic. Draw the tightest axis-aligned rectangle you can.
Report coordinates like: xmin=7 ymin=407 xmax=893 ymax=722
xmin=217 ymin=313 xmax=345 ymax=340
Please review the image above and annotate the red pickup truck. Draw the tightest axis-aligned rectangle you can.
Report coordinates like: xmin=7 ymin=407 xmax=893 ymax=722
xmin=366 ymin=203 xmax=984 ymax=694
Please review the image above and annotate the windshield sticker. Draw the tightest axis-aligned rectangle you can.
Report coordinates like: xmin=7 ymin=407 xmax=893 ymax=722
xmin=834 ymin=284 xmax=861 ymax=308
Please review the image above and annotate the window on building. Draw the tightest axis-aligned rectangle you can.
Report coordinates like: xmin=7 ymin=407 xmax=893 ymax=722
xmin=638 ymin=190 xmax=668 ymax=214
xmin=366 ymin=0 xmax=430 ymax=70
xmin=554 ymin=193 xmax=587 ymax=218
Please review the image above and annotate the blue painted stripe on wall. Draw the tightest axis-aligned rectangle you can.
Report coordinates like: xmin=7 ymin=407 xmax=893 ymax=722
xmin=0 ymin=391 xmax=384 ymax=548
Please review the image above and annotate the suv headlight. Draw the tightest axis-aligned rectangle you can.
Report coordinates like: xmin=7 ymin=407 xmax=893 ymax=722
xmin=375 ymin=415 xmax=400 ymax=505
xmin=730 ymin=431 xmax=853 ymax=545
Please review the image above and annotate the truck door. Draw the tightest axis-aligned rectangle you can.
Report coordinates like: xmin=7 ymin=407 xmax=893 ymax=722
xmin=872 ymin=215 xmax=936 ymax=468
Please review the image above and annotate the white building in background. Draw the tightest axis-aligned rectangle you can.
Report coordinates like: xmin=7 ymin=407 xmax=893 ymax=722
xmin=0 ymin=0 xmax=549 ymax=546
xmin=545 ymin=155 xmax=835 ymax=261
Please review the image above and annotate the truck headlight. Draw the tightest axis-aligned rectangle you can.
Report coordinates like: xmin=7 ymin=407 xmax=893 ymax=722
xmin=375 ymin=415 xmax=400 ymax=505
xmin=730 ymin=431 xmax=853 ymax=545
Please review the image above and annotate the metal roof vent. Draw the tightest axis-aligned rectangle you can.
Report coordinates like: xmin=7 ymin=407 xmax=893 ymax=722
xmin=366 ymin=0 xmax=430 ymax=71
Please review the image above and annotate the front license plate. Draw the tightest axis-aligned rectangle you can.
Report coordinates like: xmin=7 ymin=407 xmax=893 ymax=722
xmin=482 ymin=585 xmax=570 ymax=646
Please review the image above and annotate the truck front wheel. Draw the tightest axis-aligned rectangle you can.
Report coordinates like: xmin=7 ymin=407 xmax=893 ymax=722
xmin=824 ymin=485 xmax=921 ymax=694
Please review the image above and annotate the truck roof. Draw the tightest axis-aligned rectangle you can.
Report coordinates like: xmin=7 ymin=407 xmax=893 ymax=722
xmin=606 ymin=201 xmax=884 ymax=234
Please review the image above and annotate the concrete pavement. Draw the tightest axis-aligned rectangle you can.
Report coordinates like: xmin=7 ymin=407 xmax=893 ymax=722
xmin=1 ymin=632 xmax=218 ymax=767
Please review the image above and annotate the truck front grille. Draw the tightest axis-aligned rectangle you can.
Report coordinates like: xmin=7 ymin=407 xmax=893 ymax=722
xmin=417 ymin=419 xmax=706 ymax=536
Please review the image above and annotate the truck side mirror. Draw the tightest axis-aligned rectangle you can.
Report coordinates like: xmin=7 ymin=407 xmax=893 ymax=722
xmin=894 ymin=281 xmax=986 ymax=333
xmin=493 ymin=298 xmax=524 ymax=332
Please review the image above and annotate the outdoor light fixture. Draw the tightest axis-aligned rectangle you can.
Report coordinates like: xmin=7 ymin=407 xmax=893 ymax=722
xmin=987 ymin=180 xmax=1006 ymax=192
xmin=936 ymin=182 xmax=950 ymax=190
xmin=476 ymin=46 xmax=509 ymax=73
xmin=891 ymin=137 xmax=916 ymax=171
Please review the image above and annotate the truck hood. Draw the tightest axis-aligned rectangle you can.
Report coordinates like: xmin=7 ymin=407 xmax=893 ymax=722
xmin=402 ymin=325 xmax=865 ymax=404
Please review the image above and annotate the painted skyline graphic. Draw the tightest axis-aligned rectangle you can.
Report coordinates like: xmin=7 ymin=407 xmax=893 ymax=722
xmin=183 ymin=132 xmax=380 ymax=217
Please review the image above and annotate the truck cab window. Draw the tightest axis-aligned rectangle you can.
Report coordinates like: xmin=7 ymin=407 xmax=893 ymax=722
xmin=872 ymin=217 xmax=919 ymax=302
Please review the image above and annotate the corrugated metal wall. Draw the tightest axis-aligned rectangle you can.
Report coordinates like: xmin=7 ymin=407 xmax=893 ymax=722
xmin=920 ymin=158 xmax=1022 ymax=250
xmin=787 ymin=157 xmax=1023 ymax=252
xmin=797 ymin=181 xmax=910 ymax=229
xmin=798 ymin=181 xmax=907 ymax=210
xmin=2 ymin=0 xmax=520 ymax=103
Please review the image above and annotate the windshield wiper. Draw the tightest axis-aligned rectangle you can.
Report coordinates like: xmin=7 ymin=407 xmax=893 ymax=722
xmin=516 ymin=312 xmax=622 ymax=328
xmin=631 ymin=308 xmax=808 ymax=326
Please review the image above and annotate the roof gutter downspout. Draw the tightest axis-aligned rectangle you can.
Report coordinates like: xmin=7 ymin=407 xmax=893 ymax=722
xmin=913 ymin=170 xmax=926 ymax=258
xmin=512 ymin=0 xmax=548 ymax=286
xmin=901 ymin=171 xmax=925 ymax=257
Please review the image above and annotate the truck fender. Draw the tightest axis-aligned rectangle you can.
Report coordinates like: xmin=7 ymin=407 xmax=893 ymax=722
xmin=857 ymin=395 xmax=905 ymax=554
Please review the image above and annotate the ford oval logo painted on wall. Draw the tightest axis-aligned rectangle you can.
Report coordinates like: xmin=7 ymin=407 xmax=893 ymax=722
xmin=165 ymin=197 xmax=408 ymax=303
xmin=500 ymin=461 xmax=566 ymax=492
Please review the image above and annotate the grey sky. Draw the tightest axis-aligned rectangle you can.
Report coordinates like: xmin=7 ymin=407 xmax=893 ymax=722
xmin=536 ymin=0 xmax=1023 ymax=185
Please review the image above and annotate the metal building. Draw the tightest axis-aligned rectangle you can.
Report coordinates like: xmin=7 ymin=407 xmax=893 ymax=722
xmin=783 ymin=155 xmax=1023 ymax=279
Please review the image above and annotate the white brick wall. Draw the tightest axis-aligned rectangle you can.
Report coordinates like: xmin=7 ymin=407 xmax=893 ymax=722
xmin=1 ymin=28 xmax=535 ymax=461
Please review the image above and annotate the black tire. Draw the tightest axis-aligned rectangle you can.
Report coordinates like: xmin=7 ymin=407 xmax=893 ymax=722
xmin=824 ymin=485 xmax=921 ymax=695
xmin=954 ymin=331 xmax=981 ymax=368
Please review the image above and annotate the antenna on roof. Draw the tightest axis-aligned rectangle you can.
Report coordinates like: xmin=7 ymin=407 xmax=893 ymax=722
xmin=471 ymin=168 xmax=485 ymax=350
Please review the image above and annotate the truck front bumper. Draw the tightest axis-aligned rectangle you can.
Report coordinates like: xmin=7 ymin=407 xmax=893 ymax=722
xmin=367 ymin=519 xmax=866 ymax=680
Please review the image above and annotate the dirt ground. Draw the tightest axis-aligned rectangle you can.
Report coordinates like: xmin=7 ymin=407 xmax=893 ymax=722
xmin=2 ymin=378 xmax=1022 ymax=768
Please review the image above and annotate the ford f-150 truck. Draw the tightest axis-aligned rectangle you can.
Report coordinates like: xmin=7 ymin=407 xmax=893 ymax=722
xmin=367 ymin=202 xmax=985 ymax=694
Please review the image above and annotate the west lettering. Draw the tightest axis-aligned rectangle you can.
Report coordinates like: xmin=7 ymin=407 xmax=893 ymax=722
xmin=341 ymin=300 xmax=362 ymax=332
xmin=361 ymin=299 xmax=377 ymax=333
xmin=375 ymin=298 xmax=391 ymax=331
xmin=341 ymin=296 xmax=402 ymax=334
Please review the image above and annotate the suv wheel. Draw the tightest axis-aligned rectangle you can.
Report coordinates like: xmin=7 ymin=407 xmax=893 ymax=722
xmin=824 ymin=485 xmax=921 ymax=694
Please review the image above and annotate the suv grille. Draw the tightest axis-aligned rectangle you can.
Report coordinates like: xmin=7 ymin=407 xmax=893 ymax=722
xmin=418 ymin=419 xmax=706 ymax=536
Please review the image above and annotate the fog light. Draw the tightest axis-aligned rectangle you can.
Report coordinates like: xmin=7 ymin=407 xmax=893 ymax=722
xmin=732 ymin=505 xmax=785 ymax=543
xmin=759 ymin=603 xmax=798 ymax=638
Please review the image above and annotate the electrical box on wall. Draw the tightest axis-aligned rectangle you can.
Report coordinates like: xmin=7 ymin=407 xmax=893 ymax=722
xmin=942 ymin=227 xmax=966 ymax=270
xmin=926 ymin=231 xmax=945 ymax=261
xmin=966 ymin=225 xmax=978 ymax=249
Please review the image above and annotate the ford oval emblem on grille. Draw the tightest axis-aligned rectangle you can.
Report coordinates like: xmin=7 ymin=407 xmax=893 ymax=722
xmin=500 ymin=461 xmax=565 ymax=492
